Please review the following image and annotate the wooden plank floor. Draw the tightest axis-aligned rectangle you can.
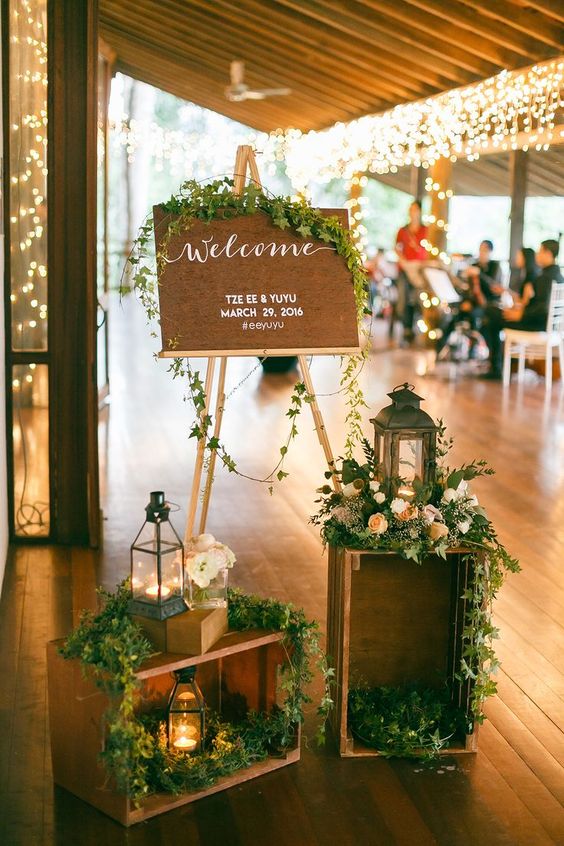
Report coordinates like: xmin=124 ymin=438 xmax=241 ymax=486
xmin=1 ymin=296 xmax=564 ymax=845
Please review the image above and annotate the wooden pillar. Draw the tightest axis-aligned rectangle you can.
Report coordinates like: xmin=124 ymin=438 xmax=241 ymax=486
xmin=427 ymin=158 xmax=452 ymax=254
xmin=509 ymin=150 xmax=528 ymax=290
xmin=47 ymin=0 xmax=99 ymax=544
xmin=410 ymin=166 xmax=425 ymax=203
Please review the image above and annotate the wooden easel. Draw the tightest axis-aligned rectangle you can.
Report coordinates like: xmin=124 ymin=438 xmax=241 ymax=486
xmin=185 ymin=145 xmax=342 ymax=543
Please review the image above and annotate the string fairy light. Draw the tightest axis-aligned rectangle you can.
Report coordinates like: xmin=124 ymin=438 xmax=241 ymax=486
xmin=275 ymin=58 xmax=564 ymax=193
xmin=8 ymin=0 xmax=50 ymax=535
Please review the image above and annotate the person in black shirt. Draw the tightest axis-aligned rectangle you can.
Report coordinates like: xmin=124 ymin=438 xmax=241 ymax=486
xmin=482 ymin=239 xmax=563 ymax=379
xmin=513 ymin=246 xmax=538 ymax=300
xmin=465 ymin=239 xmax=503 ymax=305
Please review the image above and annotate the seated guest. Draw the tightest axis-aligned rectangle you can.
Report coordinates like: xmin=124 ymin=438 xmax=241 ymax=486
xmin=513 ymin=246 xmax=538 ymax=304
xmin=463 ymin=239 xmax=503 ymax=306
xmin=481 ymin=239 xmax=563 ymax=379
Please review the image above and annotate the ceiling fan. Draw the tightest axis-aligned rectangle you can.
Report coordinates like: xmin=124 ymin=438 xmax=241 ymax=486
xmin=225 ymin=60 xmax=291 ymax=102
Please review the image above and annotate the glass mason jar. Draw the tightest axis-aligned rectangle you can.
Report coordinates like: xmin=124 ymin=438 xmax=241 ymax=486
xmin=187 ymin=565 xmax=228 ymax=610
xmin=185 ymin=541 xmax=231 ymax=609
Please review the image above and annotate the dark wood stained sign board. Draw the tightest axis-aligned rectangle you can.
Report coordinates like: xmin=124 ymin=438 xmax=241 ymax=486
xmin=153 ymin=207 xmax=361 ymax=357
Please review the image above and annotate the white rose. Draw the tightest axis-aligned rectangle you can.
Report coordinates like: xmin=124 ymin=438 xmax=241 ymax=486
xmin=369 ymin=481 xmax=380 ymax=492
xmin=458 ymin=520 xmax=471 ymax=534
xmin=391 ymin=497 xmax=409 ymax=515
xmin=442 ymin=480 xmax=469 ymax=504
xmin=374 ymin=491 xmax=386 ymax=504
xmin=342 ymin=480 xmax=363 ymax=497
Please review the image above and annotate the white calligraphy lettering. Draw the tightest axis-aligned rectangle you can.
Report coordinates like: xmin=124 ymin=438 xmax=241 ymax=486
xmin=162 ymin=232 xmax=335 ymax=264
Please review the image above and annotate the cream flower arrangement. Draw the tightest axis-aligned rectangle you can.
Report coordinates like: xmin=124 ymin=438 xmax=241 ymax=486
xmin=185 ymin=533 xmax=236 ymax=599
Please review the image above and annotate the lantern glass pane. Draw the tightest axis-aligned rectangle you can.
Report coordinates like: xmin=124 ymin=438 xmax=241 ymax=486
xmin=398 ymin=437 xmax=423 ymax=482
xmin=130 ymin=547 xmax=183 ymax=601
xmin=169 ymin=683 xmax=203 ymax=752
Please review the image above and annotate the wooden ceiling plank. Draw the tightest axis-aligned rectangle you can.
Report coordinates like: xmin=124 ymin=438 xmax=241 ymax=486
xmin=170 ymin=0 xmax=440 ymax=98
xmin=100 ymin=12 xmax=370 ymax=118
xmin=104 ymin=33 xmax=322 ymax=130
xmin=356 ymin=0 xmax=557 ymax=61
xmin=271 ymin=0 xmax=499 ymax=79
xmin=101 ymin=23 xmax=342 ymax=126
xmin=101 ymin=4 xmax=383 ymax=115
xmin=509 ymin=1 xmax=564 ymax=26
xmin=454 ymin=0 xmax=564 ymax=50
xmin=177 ymin=0 xmax=462 ymax=91
xmin=176 ymin=0 xmax=422 ymax=101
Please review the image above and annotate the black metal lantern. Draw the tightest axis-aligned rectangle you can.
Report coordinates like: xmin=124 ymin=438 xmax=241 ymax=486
xmin=129 ymin=491 xmax=187 ymax=620
xmin=370 ymin=383 xmax=438 ymax=498
xmin=167 ymin=667 xmax=205 ymax=753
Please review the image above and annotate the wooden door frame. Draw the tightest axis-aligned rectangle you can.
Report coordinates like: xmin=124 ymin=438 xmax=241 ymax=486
xmin=47 ymin=0 xmax=100 ymax=545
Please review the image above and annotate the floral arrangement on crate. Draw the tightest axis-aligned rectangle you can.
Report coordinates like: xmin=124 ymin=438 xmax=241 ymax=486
xmin=312 ymin=434 xmax=509 ymax=567
xmin=185 ymin=532 xmax=236 ymax=608
xmin=312 ymin=423 xmax=519 ymax=758
xmin=60 ymin=583 xmax=333 ymax=803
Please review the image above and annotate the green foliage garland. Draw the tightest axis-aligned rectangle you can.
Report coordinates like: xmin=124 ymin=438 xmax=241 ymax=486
xmin=60 ymin=583 xmax=333 ymax=802
xmin=312 ymin=427 xmax=520 ymax=755
xmin=127 ymin=178 xmax=369 ymax=489
xmin=348 ymin=685 xmax=467 ymax=760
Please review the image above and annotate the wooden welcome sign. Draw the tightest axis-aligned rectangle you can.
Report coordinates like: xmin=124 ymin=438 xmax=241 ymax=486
xmin=154 ymin=206 xmax=361 ymax=358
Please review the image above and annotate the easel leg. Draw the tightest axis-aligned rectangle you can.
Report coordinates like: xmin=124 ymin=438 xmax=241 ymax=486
xmin=185 ymin=357 xmax=216 ymax=544
xmin=199 ymin=357 xmax=228 ymax=534
xmin=298 ymin=355 xmax=342 ymax=493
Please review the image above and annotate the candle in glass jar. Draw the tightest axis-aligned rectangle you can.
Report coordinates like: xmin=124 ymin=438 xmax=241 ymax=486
xmin=145 ymin=584 xmax=171 ymax=598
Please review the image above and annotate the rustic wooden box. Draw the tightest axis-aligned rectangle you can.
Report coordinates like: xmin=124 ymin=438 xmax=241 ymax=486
xmin=47 ymin=629 xmax=300 ymax=826
xmin=327 ymin=546 xmax=479 ymax=757
xmin=132 ymin=606 xmax=228 ymax=655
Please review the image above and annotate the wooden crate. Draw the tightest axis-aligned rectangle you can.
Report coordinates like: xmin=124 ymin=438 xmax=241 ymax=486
xmin=327 ymin=546 xmax=479 ymax=757
xmin=47 ymin=629 xmax=300 ymax=826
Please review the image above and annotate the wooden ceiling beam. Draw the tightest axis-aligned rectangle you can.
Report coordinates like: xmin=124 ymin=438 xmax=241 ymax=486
xmin=513 ymin=1 xmax=564 ymax=25
xmin=357 ymin=0 xmax=559 ymax=60
xmin=272 ymin=0 xmax=499 ymax=79
xmin=100 ymin=10 xmax=371 ymax=119
xmin=105 ymin=36 xmax=320 ymax=131
xmin=101 ymin=24 xmax=341 ymax=127
xmin=175 ymin=0 xmax=439 ymax=98
xmin=454 ymin=0 xmax=564 ymax=49
xmin=200 ymin=0 xmax=459 ymax=93
xmin=103 ymin=1 xmax=393 ymax=114
xmin=176 ymin=0 xmax=422 ymax=102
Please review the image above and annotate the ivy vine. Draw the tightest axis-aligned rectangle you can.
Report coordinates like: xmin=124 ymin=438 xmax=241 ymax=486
xmin=60 ymin=583 xmax=333 ymax=802
xmin=125 ymin=177 xmax=369 ymax=491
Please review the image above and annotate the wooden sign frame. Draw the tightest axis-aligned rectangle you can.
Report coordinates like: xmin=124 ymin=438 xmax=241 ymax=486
xmin=175 ymin=146 xmax=354 ymax=540
xmin=153 ymin=158 xmax=360 ymax=360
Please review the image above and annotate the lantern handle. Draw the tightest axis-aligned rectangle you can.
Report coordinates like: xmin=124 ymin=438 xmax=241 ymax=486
xmin=393 ymin=382 xmax=415 ymax=392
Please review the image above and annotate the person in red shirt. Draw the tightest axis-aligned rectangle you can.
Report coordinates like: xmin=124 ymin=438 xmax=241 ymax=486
xmin=395 ymin=200 xmax=429 ymax=340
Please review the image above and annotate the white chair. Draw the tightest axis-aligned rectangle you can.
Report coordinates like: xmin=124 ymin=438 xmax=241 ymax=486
xmin=503 ymin=282 xmax=564 ymax=391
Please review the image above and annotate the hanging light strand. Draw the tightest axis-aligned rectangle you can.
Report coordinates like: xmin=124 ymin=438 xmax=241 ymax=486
xmin=273 ymin=58 xmax=564 ymax=192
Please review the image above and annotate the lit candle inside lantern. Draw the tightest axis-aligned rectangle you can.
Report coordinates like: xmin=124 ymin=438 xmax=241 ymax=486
xmin=145 ymin=584 xmax=171 ymax=598
xmin=173 ymin=736 xmax=197 ymax=751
